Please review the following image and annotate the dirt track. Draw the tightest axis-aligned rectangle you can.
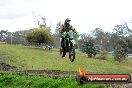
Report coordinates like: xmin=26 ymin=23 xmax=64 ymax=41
xmin=0 ymin=69 xmax=132 ymax=88
xmin=15 ymin=70 xmax=77 ymax=76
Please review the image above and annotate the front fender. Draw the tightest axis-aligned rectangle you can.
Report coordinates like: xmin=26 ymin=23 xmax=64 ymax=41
xmin=70 ymin=40 xmax=76 ymax=46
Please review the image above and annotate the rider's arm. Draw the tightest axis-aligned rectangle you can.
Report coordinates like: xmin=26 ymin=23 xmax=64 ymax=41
xmin=59 ymin=25 xmax=66 ymax=38
xmin=70 ymin=26 xmax=79 ymax=36
xmin=59 ymin=25 xmax=63 ymax=33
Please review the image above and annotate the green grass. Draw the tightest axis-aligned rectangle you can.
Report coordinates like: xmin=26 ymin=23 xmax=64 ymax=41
xmin=0 ymin=44 xmax=132 ymax=88
xmin=0 ymin=72 xmax=106 ymax=88
xmin=0 ymin=44 xmax=132 ymax=73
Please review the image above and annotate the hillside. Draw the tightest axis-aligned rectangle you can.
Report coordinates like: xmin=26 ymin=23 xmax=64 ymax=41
xmin=0 ymin=44 xmax=132 ymax=73
xmin=0 ymin=44 xmax=132 ymax=88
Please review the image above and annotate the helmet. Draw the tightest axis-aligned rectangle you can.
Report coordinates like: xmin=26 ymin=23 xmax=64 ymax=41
xmin=65 ymin=18 xmax=71 ymax=24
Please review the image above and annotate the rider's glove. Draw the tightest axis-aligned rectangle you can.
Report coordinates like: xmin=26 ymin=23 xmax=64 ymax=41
xmin=76 ymin=32 xmax=80 ymax=36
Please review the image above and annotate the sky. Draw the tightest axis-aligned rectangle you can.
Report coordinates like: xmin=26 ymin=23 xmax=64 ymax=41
xmin=0 ymin=0 xmax=132 ymax=33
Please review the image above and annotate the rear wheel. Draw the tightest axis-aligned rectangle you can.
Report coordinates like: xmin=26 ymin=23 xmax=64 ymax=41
xmin=69 ymin=47 xmax=75 ymax=62
xmin=60 ymin=48 xmax=63 ymax=56
xmin=60 ymin=48 xmax=66 ymax=57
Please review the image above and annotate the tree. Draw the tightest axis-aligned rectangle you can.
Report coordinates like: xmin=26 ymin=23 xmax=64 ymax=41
xmin=126 ymin=35 xmax=132 ymax=53
xmin=4 ymin=31 xmax=12 ymax=44
xmin=10 ymin=30 xmax=29 ymax=45
xmin=110 ymin=33 xmax=120 ymax=50
xmin=0 ymin=30 xmax=8 ymax=41
xmin=123 ymin=21 xmax=132 ymax=34
xmin=78 ymin=33 xmax=94 ymax=51
xmin=91 ymin=28 xmax=111 ymax=51
xmin=113 ymin=38 xmax=128 ymax=62
xmin=0 ymin=29 xmax=30 ymax=45
xmin=82 ymin=39 xmax=97 ymax=58
xmin=113 ymin=22 xmax=132 ymax=36
xmin=53 ymin=22 xmax=62 ymax=48
xmin=113 ymin=25 xmax=128 ymax=36
xmin=26 ymin=27 xmax=55 ymax=46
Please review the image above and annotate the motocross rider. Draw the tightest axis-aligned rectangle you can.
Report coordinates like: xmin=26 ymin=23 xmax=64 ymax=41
xmin=59 ymin=18 xmax=79 ymax=57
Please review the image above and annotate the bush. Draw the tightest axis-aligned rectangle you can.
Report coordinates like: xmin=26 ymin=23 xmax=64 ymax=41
xmin=128 ymin=48 xmax=132 ymax=54
xmin=26 ymin=28 xmax=55 ymax=46
xmin=95 ymin=51 xmax=107 ymax=60
xmin=82 ymin=40 xmax=97 ymax=58
xmin=113 ymin=38 xmax=128 ymax=62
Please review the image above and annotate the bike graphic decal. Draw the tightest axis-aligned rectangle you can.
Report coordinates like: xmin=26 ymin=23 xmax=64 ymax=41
xmin=71 ymin=40 xmax=75 ymax=45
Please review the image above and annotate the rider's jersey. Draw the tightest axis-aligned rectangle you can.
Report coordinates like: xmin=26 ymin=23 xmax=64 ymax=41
xmin=59 ymin=24 xmax=76 ymax=33
xmin=59 ymin=24 xmax=79 ymax=38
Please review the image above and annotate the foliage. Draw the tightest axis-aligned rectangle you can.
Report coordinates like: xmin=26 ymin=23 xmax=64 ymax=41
xmin=110 ymin=33 xmax=120 ymax=49
xmin=113 ymin=22 xmax=132 ymax=36
xmin=91 ymin=28 xmax=111 ymax=51
xmin=26 ymin=27 xmax=55 ymax=46
xmin=113 ymin=38 xmax=128 ymax=62
xmin=82 ymin=40 xmax=97 ymax=58
xmin=11 ymin=30 xmax=29 ymax=45
xmin=53 ymin=22 xmax=62 ymax=48
xmin=126 ymin=35 xmax=132 ymax=53
xmin=78 ymin=34 xmax=94 ymax=51
xmin=0 ymin=30 xmax=8 ymax=41
xmin=95 ymin=51 xmax=107 ymax=60
xmin=0 ymin=30 xmax=30 ymax=45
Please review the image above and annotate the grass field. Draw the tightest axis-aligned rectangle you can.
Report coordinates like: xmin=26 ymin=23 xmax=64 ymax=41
xmin=0 ymin=44 xmax=132 ymax=88
xmin=0 ymin=44 xmax=132 ymax=73
xmin=0 ymin=72 xmax=106 ymax=88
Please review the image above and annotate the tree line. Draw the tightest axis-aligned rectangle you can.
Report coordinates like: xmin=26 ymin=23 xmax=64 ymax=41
xmin=0 ymin=20 xmax=132 ymax=62
xmin=77 ymin=22 xmax=132 ymax=62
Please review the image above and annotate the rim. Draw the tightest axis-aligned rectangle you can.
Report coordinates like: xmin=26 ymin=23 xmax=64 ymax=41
xmin=69 ymin=48 xmax=75 ymax=62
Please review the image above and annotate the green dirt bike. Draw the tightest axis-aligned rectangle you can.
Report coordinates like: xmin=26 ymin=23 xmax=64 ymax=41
xmin=60 ymin=30 xmax=78 ymax=62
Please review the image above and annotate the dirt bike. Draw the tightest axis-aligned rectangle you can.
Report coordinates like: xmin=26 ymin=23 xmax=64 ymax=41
xmin=60 ymin=30 xmax=77 ymax=62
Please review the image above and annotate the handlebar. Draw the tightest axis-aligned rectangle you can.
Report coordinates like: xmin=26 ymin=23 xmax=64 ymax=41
xmin=60 ymin=31 xmax=79 ymax=38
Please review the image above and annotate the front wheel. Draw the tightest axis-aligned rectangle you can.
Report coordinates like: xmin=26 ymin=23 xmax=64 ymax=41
xmin=69 ymin=47 xmax=75 ymax=62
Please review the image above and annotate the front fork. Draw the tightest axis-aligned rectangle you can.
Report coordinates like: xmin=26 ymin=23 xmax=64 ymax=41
xmin=69 ymin=39 xmax=75 ymax=55
xmin=61 ymin=38 xmax=75 ymax=52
